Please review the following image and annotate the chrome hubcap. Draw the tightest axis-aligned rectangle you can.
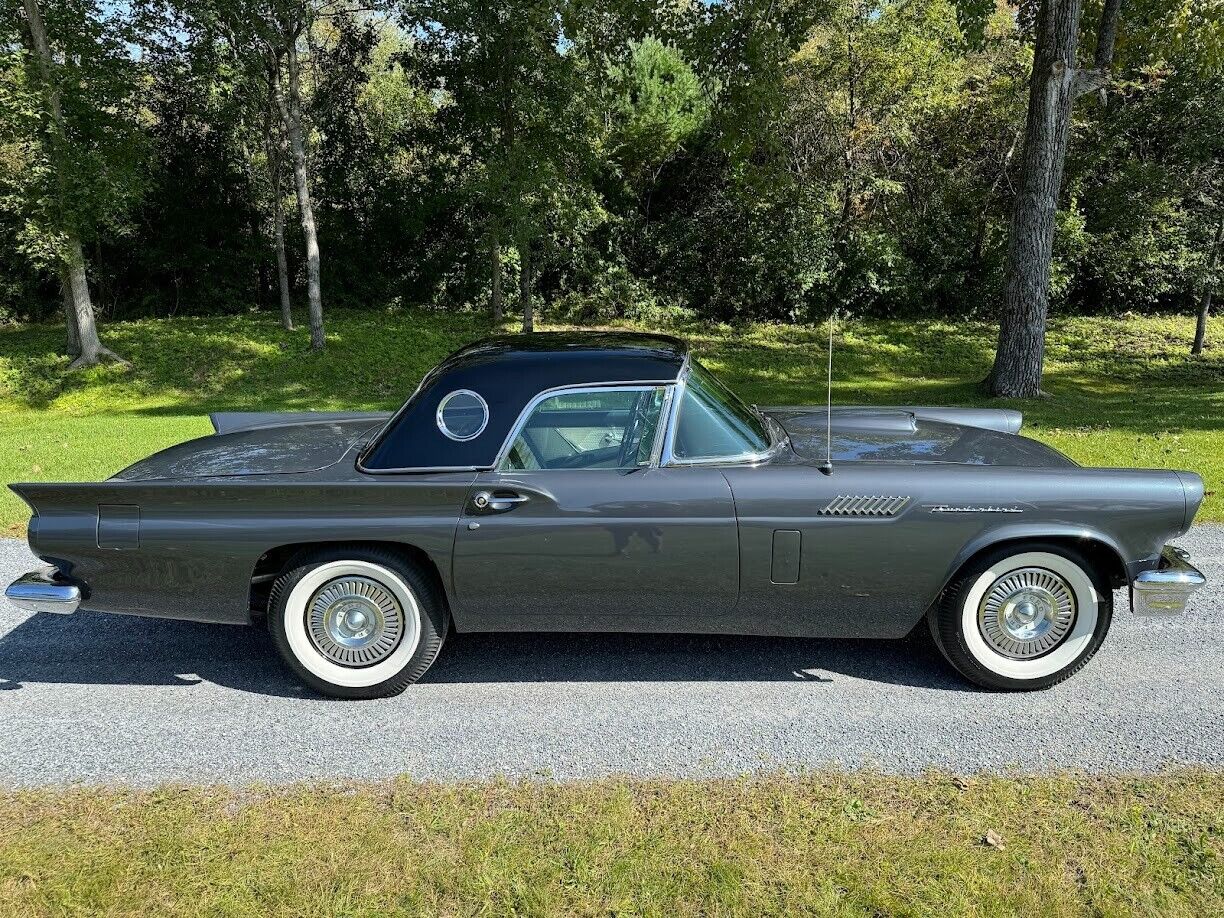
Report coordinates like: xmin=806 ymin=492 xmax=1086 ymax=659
xmin=978 ymin=567 xmax=1076 ymax=659
xmin=307 ymin=576 xmax=404 ymax=667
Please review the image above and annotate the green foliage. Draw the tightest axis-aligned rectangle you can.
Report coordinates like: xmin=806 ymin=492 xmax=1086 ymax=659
xmin=606 ymin=36 xmax=709 ymax=202
xmin=0 ymin=1 xmax=148 ymax=273
xmin=0 ymin=0 xmax=1219 ymax=325
xmin=1066 ymin=1 xmax=1223 ymax=313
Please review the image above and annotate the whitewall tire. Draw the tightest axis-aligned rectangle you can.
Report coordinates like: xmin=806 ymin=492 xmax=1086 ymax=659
xmin=928 ymin=543 xmax=1112 ymax=690
xmin=267 ymin=546 xmax=448 ymax=699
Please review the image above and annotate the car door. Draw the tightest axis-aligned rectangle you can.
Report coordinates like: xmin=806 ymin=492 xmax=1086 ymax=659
xmin=450 ymin=385 xmax=739 ymax=628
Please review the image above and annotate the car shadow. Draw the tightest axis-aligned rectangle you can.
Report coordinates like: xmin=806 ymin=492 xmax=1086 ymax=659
xmin=0 ymin=611 xmax=970 ymax=697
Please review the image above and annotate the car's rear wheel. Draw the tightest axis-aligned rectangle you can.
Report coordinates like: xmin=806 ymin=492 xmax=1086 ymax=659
xmin=928 ymin=543 xmax=1112 ymax=690
xmin=267 ymin=546 xmax=448 ymax=699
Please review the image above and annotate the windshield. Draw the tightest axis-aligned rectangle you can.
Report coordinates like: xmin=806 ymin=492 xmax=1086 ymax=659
xmin=671 ymin=361 xmax=771 ymax=460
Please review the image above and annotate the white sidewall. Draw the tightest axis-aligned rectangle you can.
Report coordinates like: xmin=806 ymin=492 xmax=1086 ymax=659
xmin=282 ymin=560 xmax=422 ymax=688
xmin=960 ymin=551 xmax=1101 ymax=681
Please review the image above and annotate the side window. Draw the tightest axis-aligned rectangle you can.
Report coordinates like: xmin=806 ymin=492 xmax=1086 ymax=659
xmin=502 ymin=388 xmax=666 ymax=471
xmin=671 ymin=363 xmax=770 ymax=461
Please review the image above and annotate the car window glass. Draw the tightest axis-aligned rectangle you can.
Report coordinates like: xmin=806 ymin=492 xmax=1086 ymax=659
xmin=672 ymin=362 xmax=770 ymax=460
xmin=502 ymin=388 xmax=665 ymax=470
xmin=436 ymin=390 xmax=488 ymax=441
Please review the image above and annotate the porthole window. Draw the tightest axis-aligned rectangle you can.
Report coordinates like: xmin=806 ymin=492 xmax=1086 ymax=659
xmin=436 ymin=389 xmax=489 ymax=441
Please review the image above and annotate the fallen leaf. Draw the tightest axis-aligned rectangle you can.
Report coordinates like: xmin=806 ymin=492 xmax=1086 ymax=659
xmin=984 ymin=829 xmax=1005 ymax=850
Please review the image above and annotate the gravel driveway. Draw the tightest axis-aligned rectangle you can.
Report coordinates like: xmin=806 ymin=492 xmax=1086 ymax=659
xmin=1 ymin=529 xmax=1221 ymax=787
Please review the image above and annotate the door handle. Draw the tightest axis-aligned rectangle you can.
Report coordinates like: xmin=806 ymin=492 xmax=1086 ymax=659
xmin=472 ymin=490 xmax=530 ymax=513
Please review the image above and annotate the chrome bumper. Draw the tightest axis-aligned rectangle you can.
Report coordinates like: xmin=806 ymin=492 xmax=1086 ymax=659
xmin=1132 ymin=546 xmax=1206 ymax=616
xmin=4 ymin=568 xmax=81 ymax=615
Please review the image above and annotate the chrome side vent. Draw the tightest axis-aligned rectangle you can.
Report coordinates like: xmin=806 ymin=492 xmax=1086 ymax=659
xmin=819 ymin=495 xmax=911 ymax=517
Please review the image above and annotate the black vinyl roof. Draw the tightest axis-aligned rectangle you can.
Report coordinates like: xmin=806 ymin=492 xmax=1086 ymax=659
xmin=360 ymin=332 xmax=688 ymax=471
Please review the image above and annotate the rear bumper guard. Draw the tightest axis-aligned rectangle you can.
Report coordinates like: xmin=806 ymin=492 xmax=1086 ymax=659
xmin=1131 ymin=546 xmax=1206 ymax=616
xmin=4 ymin=568 xmax=82 ymax=615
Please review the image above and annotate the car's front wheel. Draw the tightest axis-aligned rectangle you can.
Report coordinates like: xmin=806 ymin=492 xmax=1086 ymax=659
xmin=928 ymin=543 xmax=1112 ymax=690
xmin=267 ymin=546 xmax=448 ymax=699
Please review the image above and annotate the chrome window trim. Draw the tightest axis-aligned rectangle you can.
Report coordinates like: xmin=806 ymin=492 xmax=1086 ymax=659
xmin=493 ymin=382 xmax=673 ymax=472
xmin=435 ymin=389 xmax=490 ymax=442
xmin=659 ymin=362 xmax=780 ymax=467
xmin=648 ymin=384 xmax=675 ymax=468
xmin=359 ymin=465 xmax=487 ymax=475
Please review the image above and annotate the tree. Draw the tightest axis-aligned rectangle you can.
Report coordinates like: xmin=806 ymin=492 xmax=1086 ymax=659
xmin=264 ymin=90 xmax=294 ymax=330
xmin=982 ymin=0 xmax=1123 ymax=397
xmin=271 ymin=9 xmax=324 ymax=348
xmin=3 ymin=0 xmax=142 ymax=365
xmin=405 ymin=0 xmax=601 ymax=332
xmin=183 ymin=0 xmax=328 ymax=348
xmin=1192 ymin=215 xmax=1221 ymax=354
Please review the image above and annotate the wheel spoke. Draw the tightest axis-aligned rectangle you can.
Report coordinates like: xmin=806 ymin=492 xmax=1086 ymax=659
xmin=977 ymin=567 xmax=1077 ymax=660
xmin=307 ymin=576 xmax=405 ymax=667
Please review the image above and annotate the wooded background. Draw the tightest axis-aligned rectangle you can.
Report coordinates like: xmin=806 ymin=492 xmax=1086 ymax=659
xmin=1 ymin=1 xmax=1220 ymax=395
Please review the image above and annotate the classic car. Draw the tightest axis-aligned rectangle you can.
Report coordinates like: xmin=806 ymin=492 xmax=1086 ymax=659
xmin=4 ymin=332 xmax=1207 ymax=698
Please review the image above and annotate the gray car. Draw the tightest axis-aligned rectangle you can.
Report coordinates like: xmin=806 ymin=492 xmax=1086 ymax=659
xmin=5 ymin=332 xmax=1207 ymax=698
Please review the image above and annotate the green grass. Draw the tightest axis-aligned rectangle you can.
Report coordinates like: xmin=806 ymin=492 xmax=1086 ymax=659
xmin=0 ymin=772 xmax=1219 ymax=916
xmin=0 ymin=308 xmax=1221 ymax=534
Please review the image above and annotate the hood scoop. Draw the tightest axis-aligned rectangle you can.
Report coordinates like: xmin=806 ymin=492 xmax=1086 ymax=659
xmin=826 ymin=409 xmax=918 ymax=433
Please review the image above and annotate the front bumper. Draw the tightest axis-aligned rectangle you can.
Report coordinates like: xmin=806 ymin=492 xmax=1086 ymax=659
xmin=1132 ymin=546 xmax=1206 ymax=616
xmin=4 ymin=568 xmax=81 ymax=615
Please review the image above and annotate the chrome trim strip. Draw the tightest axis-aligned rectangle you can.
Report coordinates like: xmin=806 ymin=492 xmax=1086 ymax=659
xmin=649 ymin=384 xmax=675 ymax=468
xmin=1132 ymin=545 xmax=1207 ymax=615
xmin=5 ymin=568 xmax=81 ymax=615
xmin=359 ymin=466 xmax=487 ymax=475
xmin=435 ymin=389 xmax=490 ymax=442
xmin=928 ymin=505 xmax=1024 ymax=514
xmin=492 ymin=382 xmax=673 ymax=471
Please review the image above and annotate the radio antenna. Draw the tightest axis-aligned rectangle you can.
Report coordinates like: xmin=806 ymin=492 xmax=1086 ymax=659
xmin=819 ymin=310 xmax=835 ymax=476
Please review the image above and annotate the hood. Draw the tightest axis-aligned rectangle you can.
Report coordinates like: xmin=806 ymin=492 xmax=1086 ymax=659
xmin=113 ymin=418 xmax=384 ymax=481
xmin=767 ymin=407 xmax=1076 ymax=468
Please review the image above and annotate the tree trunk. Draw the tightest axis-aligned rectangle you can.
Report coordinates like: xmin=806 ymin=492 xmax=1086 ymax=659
xmin=276 ymin=38 xmax=323 ymax=350
xmin=22 ymin=0 xmax=118 ymax=367
xmin=272 ymin=181 xmax=294 ymax=332
xmin=265 ymin=104 xmax=294 ymax=331
xmin=1192 ymin=215 xmax=1223 ymax=355
xmin=64 ymin=243 xmax=108 ymax=368
xmin=985 ymin=0 xmax=1087 ymax=398
xmin=490 ymin=227 xmax=503 ymax=325
xmin=1094 ymin=0 xmax=1123 ymax=69
xmin=59 ymin=267 xmax=79 ymax=357
xmin=519 ymin=238 xmax=533 ymax=333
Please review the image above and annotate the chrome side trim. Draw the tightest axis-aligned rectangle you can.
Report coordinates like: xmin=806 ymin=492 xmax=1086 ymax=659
xmin=5 ymin=568 xmax=81 ymax=615
xmin=492 ymin=382 xmax=672 ymax=471
xmin=928 ymin=505 xmax=1024 ymax=514
xmin=1132 ymin=545 xmax=1206 ymax=615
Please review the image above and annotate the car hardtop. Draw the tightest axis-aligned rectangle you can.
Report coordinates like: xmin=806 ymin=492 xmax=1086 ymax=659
xmin=359 ymin=331 xmax=691 ymax=472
